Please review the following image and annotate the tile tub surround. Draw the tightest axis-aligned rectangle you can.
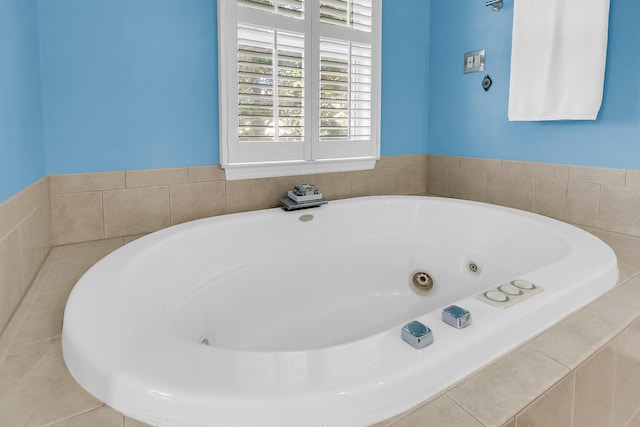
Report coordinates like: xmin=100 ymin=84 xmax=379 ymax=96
xmin=49 ymin=154 xmax=640 ymax=247
xmin=0 ymin=177 xmax=51 ymax=336
xmin=427 ymin=155 xmax=640 ymax=239
xmin=0 ymin=230 xmax=638 ymax=426
xmin=49 ymin=155 xmax=428 ymax=246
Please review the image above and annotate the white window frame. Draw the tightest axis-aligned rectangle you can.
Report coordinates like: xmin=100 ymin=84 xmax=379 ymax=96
xmin=218 ymin=0 xmax=382 ymax=180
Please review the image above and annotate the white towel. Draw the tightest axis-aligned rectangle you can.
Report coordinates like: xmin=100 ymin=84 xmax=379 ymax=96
xmin=508 ymin=0 xmax=610 ymax=121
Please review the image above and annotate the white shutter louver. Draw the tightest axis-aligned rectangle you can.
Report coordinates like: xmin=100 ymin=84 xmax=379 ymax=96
xmin=320 ymin=39 xmax=371 ymax=141
xmin=320 ymin=0 xmax=372 ymax=32
xmin=238 ymin=0 xmax=304 ymax=19
xmin=237 ymin=25 xmax=305 ymax=142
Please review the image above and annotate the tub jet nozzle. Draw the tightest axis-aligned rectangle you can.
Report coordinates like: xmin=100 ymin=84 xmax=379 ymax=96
xmin=411 ymin=271 xmax=434 ymax=293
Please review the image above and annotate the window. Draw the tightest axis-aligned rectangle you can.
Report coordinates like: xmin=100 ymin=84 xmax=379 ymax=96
xmin=218 ymin=0 xmax=381 ymax=179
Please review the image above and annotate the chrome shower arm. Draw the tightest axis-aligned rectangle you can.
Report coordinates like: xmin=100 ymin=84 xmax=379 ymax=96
xmin=485 ymin=0 xmax=503 ymax=12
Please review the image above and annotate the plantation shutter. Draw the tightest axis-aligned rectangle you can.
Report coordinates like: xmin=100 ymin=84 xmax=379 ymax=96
xmin=237 ymin=26 xmax=305 ymax=142
xmin=219 ymin=0 xmax=380 ymax=179
xmin=319 ymin=40 xmax=371 ymax=141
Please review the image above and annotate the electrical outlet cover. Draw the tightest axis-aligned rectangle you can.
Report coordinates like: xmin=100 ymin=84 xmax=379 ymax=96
xmin=464 ymin=49 xmax=485 ymax=73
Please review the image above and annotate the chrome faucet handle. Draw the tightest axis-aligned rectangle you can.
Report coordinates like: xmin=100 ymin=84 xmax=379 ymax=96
xmin=442 ymin=305 xmax=472 ymax=329
xmin=401 ymin=321 xmax=433 ymax=349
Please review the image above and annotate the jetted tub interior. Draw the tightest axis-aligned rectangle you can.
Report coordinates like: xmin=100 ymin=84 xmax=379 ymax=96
xmin=62 ymin=196 xmax=618 ymax=427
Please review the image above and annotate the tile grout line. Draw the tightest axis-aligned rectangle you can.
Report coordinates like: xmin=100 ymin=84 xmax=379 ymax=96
xmin=569 ymin=367 xmax=577 ymax=427
xmin=40 ymin=403 xmax=108 ymax=427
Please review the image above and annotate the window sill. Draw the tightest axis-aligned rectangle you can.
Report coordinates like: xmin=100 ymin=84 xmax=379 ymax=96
xmin=221 ymin=157 xmax=378 ymax=180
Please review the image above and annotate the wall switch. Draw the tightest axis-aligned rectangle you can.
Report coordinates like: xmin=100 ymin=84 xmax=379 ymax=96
xmin=464 ymin=49 xmax=485 ymax=73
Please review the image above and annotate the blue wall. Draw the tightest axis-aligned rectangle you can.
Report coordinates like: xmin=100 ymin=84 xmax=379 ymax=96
xmin=428 ymin=0 xmax=640 ymax=169
xmin=0 ymin=0 xmax=45 ymax=202
xmin=39 ymin=0 xmax=430 ymax=175
xmin=40 ymin=0 xmax=219 ymax=174
xmin=381 ymin=0 xmax=430 ymax=157
xmin=8 ymin=0 xmax=638 ymax=202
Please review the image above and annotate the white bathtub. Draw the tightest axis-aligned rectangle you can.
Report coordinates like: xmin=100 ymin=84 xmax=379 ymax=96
xmin=62 ymin=196 xmax=617 ymax=427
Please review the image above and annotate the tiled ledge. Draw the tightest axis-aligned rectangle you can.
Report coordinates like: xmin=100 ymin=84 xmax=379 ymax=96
xmin=0 ymin=228 xmax=639 ymax=426
xmin=0 ymin=177 xmax=51 ymax=335
xmin=427 ymin=155 xmax=640 ymax=238
xmin=379 ymin=227 xmax=640 ymax=427
xmin=49 ymin=155 xmax=428 ymax=246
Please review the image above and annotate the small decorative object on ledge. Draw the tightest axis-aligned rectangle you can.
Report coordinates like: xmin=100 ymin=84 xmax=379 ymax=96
xmin=281 ymin=184 xmax=328 ymax=211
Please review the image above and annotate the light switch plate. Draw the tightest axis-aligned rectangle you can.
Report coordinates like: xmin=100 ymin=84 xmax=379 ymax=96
xmin=464 ymin=49 xmax=485 ymax=73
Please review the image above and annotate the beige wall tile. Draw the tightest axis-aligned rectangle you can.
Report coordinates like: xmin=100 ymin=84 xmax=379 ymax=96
xmin=48 ymin=405 xmax=124 ymax=426
xmin=515 ymin=372 xmax=574 ymax=427
xmin=626 ymin=170 xmax=640 ymax=189
xmin=0 ymin=178 xmax=46 ymax=240
xmin=613 ymin=319 xmax=640 ymax=426
xmin=375 ymin=166 xmax=414 ymax=195
xmin=350 ymin=169 xmax=376 ymax=197
xmin=527 ymin=310 xmax=620 ymax=369
xmin=0 ymin=338 xmax=102 ymax=426
xmin=486 ymin=171 xmax=534 ymax=211
xmin=51 ymin=192 xmax=104 ymax=246
xmin=569 ymin=165 xmax=626 ymax=186
xmin=584 ymin=276 xmax=640 ymax=329
xmin=460 ymin=156 xmax=502 ymax=172
xmin=376 ymin=154 xmax=426 ymax=169
xmin=428 ymin=154 xmax=460 ymax=170
xmin=225 ymin=178 xmax=276 ymax=214
xmin=555 ymin=165 xmax=570 ymax=181
xmin=103 ymin=187 xmax=170 ymax=237
xmin=188 ymin=165 xmax=226 ymax=183
xmin=598 ymin=185 xmax=640 ymax=236
xmin=18 ymin=207 xmax=47 ymax=290
xmin=372 ymin=156 xmax=427 ymax=196
xmin=0 ymin=194 xmax=21 ymax=240
xmin=573 ymin=343 xmax=615 ymax=427
xmin=393 ymin=395 xmax=482 ymax=427
xmin=534 ymin=178 xmax=567 ymax=220
xmin=564 ymin=181 xmax=600 ymax=227
xmin=0 ymin=230 xmax=25 ymax=334
xmin=501 ymin=160 xmax=555 ymax=178
xmin=351 ymin=166 xmax=412 ymax=197
xmin=427 ymin=166 xmax=448 ymax=196
xmin=448 ymin=168 xmax=486 ymax=202
xmin=125 ymin=168 xmax=188 ymax=188
xmin=50 ymin=172 xmax=125 ymax=194
xmin=447 ymin=346 xmax=569 ymax=426
xmin=17 ymin=177 xmax=46 ymax=216
xmin=407 ymin=164 xmax=428 ymax=195
xmin=170 ymin=181 xmax=226 ymax=225
xmin=315 ymin=172 xmax=352 ymax=200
